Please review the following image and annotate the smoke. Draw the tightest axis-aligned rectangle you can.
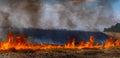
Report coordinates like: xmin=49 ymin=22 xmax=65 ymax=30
xmin=39 ymin=0 xmax=117 ymax=31
xmin=0 ymin=0 xmax=119 ymax=39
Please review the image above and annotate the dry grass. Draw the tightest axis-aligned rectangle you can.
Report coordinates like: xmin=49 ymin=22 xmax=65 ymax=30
xmin=0 ymin=48 xmax=120 ymax=58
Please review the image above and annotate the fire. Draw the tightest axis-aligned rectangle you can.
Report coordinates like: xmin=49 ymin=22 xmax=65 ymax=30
xmin=0 ymin=32 xmax=120 ymax=50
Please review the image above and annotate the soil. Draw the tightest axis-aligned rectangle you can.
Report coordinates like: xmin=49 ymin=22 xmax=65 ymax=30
xmin=0 ymin=48 xmax=120 ymax=58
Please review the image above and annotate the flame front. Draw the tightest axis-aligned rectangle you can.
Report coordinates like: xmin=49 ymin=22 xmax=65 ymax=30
xmin=0 ymin=32 xmax=120 ymax=50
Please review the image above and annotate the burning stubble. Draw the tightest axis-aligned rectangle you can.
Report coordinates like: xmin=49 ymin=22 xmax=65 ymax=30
xmin=0 ymin=32 xmax=120 ymax=50
xmin=0 ymin=0 xmax=119 ymax=40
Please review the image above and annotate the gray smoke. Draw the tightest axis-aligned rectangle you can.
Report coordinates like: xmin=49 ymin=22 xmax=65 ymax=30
xmin=0 ymin=0 xmax=119 ymax=40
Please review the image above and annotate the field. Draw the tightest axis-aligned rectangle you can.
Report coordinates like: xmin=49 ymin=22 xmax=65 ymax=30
xmin=0 ymin=48 xmax=120 ymax=58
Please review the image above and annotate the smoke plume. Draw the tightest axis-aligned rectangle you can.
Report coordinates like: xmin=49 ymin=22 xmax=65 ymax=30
xmin=0 ymin=0 xmax=119 ymax=40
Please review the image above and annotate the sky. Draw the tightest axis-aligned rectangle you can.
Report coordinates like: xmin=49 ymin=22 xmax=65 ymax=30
xmin=0 ymin=0 xmax=120 ymax=36
xmin=0 ymin=0 xmax=120 ymax=43
xmin=113 ymin=0 xmax=120 ymax=22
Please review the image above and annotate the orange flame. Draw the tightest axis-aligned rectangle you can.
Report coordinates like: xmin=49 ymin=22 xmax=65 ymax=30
xmin=0 ymin=32 xmax=120 ymax=50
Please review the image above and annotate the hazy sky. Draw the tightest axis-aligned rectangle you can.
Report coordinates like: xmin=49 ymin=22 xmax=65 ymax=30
xmin=0 ymin=0 xmax=120 ymax=41
xmin=0 ymin=0 xmax=120 ymax=32
xmin=113 ymin=0 xmax=120 ymax=22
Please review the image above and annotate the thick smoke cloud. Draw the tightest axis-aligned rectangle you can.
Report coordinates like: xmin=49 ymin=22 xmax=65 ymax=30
xmin=0 ymin=0 xmax=119 ymax=40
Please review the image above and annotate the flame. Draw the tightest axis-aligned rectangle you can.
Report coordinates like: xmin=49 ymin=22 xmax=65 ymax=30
xmin=0 ymin=32 xmax=120 ymax=50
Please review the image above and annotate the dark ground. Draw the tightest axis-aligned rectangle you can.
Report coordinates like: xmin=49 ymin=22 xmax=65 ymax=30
xmin=0 ymin=48 xmax=120 ymax=58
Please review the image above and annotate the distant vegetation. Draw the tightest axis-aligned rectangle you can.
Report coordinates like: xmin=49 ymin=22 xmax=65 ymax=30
xmin=104 ymin=23 xmax=120 ymax=32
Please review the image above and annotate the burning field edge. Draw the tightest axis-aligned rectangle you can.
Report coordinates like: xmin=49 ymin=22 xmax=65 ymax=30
xmin=1 ymin=32 xmax=120 ymax=50
xmin=0 ymin=32 xmax=120 ymax=58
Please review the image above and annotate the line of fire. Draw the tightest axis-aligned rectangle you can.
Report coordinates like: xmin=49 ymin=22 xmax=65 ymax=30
xmin=0 ymin=31 xmax=120 ymax=50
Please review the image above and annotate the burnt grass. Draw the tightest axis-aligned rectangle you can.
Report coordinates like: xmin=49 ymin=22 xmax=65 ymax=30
xmin=0 ymin=48 xmax=120 ymax=58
